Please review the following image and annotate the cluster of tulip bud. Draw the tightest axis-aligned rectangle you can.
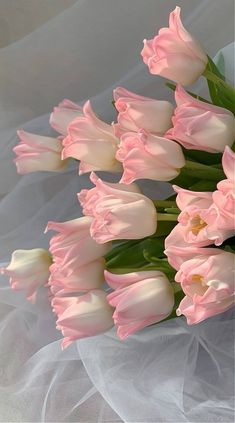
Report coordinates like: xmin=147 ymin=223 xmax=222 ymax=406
xmin=3 ymin=6 xmax=234 ymax=348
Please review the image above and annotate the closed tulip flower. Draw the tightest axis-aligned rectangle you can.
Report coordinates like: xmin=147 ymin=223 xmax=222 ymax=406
xmin=46 ymin=216 xmax=111 ymax=272
xmin=14 ymin=130 xmax=67 ymax=174
xmin=49 ymin=259 xmax=106 ymax=295
xmin=62 ymin=100 xmax=122 ymax=174
xmin=176 ymin=251 xmax=235 ymax=324
xmin=141 ymin=6 xmax=208 ymax=86
xmin=211 ymin=146 xmax=235 ymax=229
xmin=166 ymin=85 xmax=235 ymax=152
xmin=52 ymin=290 xmax=114 ymax=348
xmin=164 ymin=225 xmax=214 ymax=271
xmin=1 ymin=249 xmax=52 ymax=302
xmin=116 ymin=130 xmax=185 ymax=184
xmin=50 ymin=98 xmax=83 ymax=135
xmin=113 ymin=86 xmax=174 ymax=137
xmin=78 ymin=172 xmax=157 ymax=243
xmin=172 ymin=186 xmax=234 ymax=247
xmin=105 ymin=270 xmax=174 ymax=339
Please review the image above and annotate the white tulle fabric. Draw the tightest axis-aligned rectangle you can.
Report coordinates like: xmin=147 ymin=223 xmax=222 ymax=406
xmin=0 ymin=0 xmax=234 ymax=421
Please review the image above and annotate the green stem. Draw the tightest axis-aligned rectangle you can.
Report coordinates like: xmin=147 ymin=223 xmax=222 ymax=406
xmin=164 ymin=207 xmax=180 ymax=214
xmin=157 ymin=213 xmax=178 ymax=222
xmin=203 ymin=69 xmax=235 ymax=95
xmin=184 ymin=160 xmax=224 ymax=181
xmin=152 ymin=200 xmax=177 ymax=208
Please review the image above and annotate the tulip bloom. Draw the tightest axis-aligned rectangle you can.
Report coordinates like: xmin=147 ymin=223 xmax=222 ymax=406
xmin=141 ymin=6 xmax=208 ymax=86
xmin=164 ymin=225 xmax=213 ymax=271
xmin=62 ymin=100 xmax=122 ymax=174
xmin=46 ymin=216 xmax=111 ymax=272
xmin=78 ymin=172 xmax=157 ymax=243
xmin=176 ymin=251 xmax=235 ymax=324
xmin=116 ymin=130 xmax=185 ymax=184
xmin=1 ymin=249 xmax=52 ymax=302
xmin=211 ymin=146 xmax=235 ymax=229
xmin=166 ymin=85 xmax=235 ymax=152
xmin=52 ymin=290 xmax=114 ymax=348
xmin=113 ymin=86 xmax=174 ymax=137
xmin=49 ymin=98 xmax=83 ymax=135
xmin=173 ymin=185 xmax=233 ymax=246
xmin=49 ymin=259 xmax=106 ymax=295
xmin=105 ymin=270 xmax=174 ymax=339
xmin=14 ymin=130 xmax=67 ymax=174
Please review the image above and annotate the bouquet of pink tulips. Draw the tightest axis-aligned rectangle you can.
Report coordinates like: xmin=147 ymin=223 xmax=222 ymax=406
xmin=2 ymin=6 xmax=234 ymax=349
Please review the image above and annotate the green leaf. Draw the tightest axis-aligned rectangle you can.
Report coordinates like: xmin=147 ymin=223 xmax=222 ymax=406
xmin=151 ymin=221 xmax=176 ymax=237
xmin=141 ymin=238 xmax=165 ymax=262
xmin=184 ymin=149 xmax=222 ymax=165
xmin=205 ymin=57 xmax=235 ymax=113
xmin=216 ymin=52 xmax=225 ymax=77
xmin=170 ymin=171 xmax=197 ymax=188
xmin=189 ymin=180 xmax=217 ymax=192
xmin=105 ymin=237 xmax=172 ymax=273
xmin=206 ymin=55 xmax=225 ymax=81
xmin=221 ymin=235 xmax=235 ymax=250
xmin=104 ymin=240 xmax=139 ymax=262
xmin=105 ymin=240 xmax=147 ymax=270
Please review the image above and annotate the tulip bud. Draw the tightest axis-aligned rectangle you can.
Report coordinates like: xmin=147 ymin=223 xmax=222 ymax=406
xmin=176 ymin=251 xmax=235 ymax=324
xmin=1 ymin=249 xmax=52 ymax=302
xmin=62 ymin=100 xmax=122 ymax=174
xmin=49 ymin=259 xmax=106 ymax=295
xmin=50 ymin=98 xmax=83 ymax=135
xmin=166 ymin=85 xmax=235 ymax=153
xmin=211 ymin=146 xmax=235 ymax=229
xmin=14 ymin=130 xmax=67 ymax=174
xmin=116 ymin=130 xmax=185 ymax=183
xmin=78 ymin=172 xmax=157 ymax=243
xmin=52 ymin=290 xmax=114 ymax=348
xmin=141 ymin=6 xmax=208 ymax=86
xmin=46 ymin=216 xmax=111 ymax=271
xmin=105 ymin=270 xmax=174 ymax=339
xmin=113 ymin=86 xmax=174 ymax=136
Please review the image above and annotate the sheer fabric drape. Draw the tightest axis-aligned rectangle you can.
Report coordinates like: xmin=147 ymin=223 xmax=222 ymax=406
xmin=0 ymin=1 xmax=234 ymax=421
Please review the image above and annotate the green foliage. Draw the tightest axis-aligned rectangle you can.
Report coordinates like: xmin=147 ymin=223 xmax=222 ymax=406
xmin=105 ymin=234 xmax=178 ymax=281
xmin=205 ymin=56 xmax=235 ymax=114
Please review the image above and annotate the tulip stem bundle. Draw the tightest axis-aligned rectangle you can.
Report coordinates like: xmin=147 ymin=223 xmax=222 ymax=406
xmin=203 ymin=68 xmax=235 ymax=98
xmin=153 ymin=200 xmax=177 ymax=208
xmin=4 ymin=6 xmax=235 ymax=347
xmin=157 ymin=213 xmax=179 ymax=222
xmin=184 ymin=160 xmax=225 ymax=181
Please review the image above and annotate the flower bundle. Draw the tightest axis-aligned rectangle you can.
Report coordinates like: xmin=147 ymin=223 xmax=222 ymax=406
xmin=2 ymin=6 xmax=234 ymax=349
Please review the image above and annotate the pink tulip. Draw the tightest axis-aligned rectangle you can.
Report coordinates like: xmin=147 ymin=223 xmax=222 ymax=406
xmin=52 ymin=290 xmax=114 ymax=348
xmin=1 ymin=249 xmax=52 ymax=302
xmin=176 ymin=251 xmax=235 ymax=324
xmin=166 ymin=85 xmax=235 ymax=152
xmin=49 ymin=259 xmax=105 ymax=295
xmin=14 ymin=130 xmax=67 ymax=174
xmin=113 ymin=86 xmax=174 ymax=137
xmin=62 ymin=101 xmax=122 ymax=174
xmin=46 ymin=216 xmax=111 ymax=273
xmin=116 ymin=130 xmax=185 ymax=184
xmin=141 ymin=6 xmax=208 ymax=86
xmin=174 ymin=185 xmax=233 ymax=246
xmin=211 ymin=146 xmax=235 ymax=230
xmin=164 ymin=225 xmax=214 ymax=271
xmin=50 ymin=99 xmax=83 ymax=135
xmin=105 ymin=270 xmax=174 ymax=339
xmin=78 ymin=172 xmax=157 ymax=243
